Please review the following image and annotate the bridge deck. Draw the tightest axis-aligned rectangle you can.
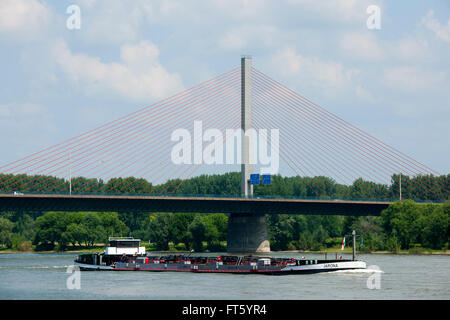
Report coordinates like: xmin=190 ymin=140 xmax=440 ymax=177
xmin=0 ymin=194 xmax=391 ymax=216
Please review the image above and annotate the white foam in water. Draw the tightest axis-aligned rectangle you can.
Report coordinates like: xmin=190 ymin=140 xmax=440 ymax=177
xmin=329 ymin=267 xmax=384 ymax=274
xmin=0 ymin=265 xmax=71 ymax=270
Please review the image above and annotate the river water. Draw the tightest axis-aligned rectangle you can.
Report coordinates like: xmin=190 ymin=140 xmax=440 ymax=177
xmin=0 ymin=252 xmax=448 ymax=300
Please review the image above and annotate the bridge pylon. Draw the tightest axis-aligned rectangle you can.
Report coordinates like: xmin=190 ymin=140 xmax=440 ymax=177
xmin=227 ymin=56 xmax=270 ymax=253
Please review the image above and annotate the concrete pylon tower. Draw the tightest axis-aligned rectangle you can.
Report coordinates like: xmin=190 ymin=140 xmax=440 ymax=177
xmin=241 ymin=55 xmax=253 ymax=198
xmin=227 ymin=56 xmax=270 ymax=253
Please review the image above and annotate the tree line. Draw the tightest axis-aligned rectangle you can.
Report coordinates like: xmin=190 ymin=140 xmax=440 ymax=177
xmin=267 ymin=200 xmax=449 ymax=252
xmin=0 ymin=211 xmax=129 ymax=251
xmin=1 ymin=200 xmax=448 ymax=252
xmin=1 ymin=171 xmax=449 ymax=201
xmin=0 ymin=172 xmax=448 ymax=252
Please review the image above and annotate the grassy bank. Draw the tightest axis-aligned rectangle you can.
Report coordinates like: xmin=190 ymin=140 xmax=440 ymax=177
xmin=283 ymin=248 xmax=450 ymax=255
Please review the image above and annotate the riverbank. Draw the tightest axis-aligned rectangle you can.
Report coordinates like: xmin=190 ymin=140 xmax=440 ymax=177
xmin=1 ymin=247 xmax=449 ymax=255
xmin=281 ymin=249 xmax=450 ymax=255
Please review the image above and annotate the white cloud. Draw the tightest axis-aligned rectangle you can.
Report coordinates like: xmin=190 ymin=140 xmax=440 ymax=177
xmin=355 ymin=85 xmax=375 ymax=103
xmin=80 ymin=1 xmax=145 ymax=45
xmin=339 ymin=32 xmax=385 ymax=61
xmin=0 ymin=0 xmax=51 ymax=38
xmin=284 ymin=0 xmax=376 ymax=25
xmin=261 ymin=47 xmax=380 ymax=105
xmin=72 ymin=0 xmax=203 ymax=45
xmin=76 ymin=0 xmax=97 ymax=9
xmin=421 ymin=10 xmax=450 ymax=43
xmin=389 ymin=37 xmax=431 ymax=62
xmin=207 ymin=0 xmax=269 ymax=20
xmin=0 ymin=103 xmax=54 ymax=130
xmin=218 ymin=24 xmax=279 ymax=51
xmin=383 ymin=66 xmax=447 ymax=93
xmin=267 ymin=47 xmax=359 ymax=89
xmin=339 ymin=32 xmax=433 ymax=64
xmin=52 ymin=40 xmax=184 ymax=102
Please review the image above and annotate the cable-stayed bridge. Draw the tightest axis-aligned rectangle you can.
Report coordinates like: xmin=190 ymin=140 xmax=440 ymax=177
xmin=0 ymin=57 xmax=448 ymax=252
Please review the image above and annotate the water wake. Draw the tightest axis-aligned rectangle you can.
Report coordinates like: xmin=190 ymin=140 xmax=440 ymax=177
xmin=0 ymin=265 xmax=71 ymax=270
xmin=329 ymin=268 xmax=384 ymax=274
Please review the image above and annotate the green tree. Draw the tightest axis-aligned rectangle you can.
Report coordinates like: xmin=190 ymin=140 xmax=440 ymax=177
xmin=99 ymin=212 xmax=129 ymax=241
xmin=291 ymin=215 xmax=307 ymax=241
xmin=81 ymin=213 xmax=104 ymax=247
xmin=13 ymin=213 xmax=35 ymax=240
xmin=170 ymin=213 xmax=196 ymax=250
xmin=33 ymin=212 xmax=68 ymax=249
xmin=267 ymin=214 xmax=295 ymax=250
xmin=204 ymin=214 xmax=228 ymax=241
xmin=385 ymin=236 xmax=400 ymax=253
xmin=147 ymin=214 xmax=171 ymax=250
xmin=188 ymin=216 xmax=207 ymax=252
xmin=420 ymin=205 xmax=449 ymax=249
xmin=381 ymin=201 xmax=422 ymax=249
xmin=64 ymin=223 xmax=88 ymax=246
xmin=296 ymin=231 xmax=314 ymax=251
xmin=342 ymin=216 xmax=358 ymax=237
xmin=312 ymin=225 xmax=328 ymax=250
xmin=0 ymin=217 xmax=14 ymax=248
xmin=320 ymin=215 xmax=341 ymax=237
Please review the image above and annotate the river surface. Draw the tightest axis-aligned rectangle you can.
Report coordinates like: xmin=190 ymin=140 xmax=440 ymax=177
xmin=0 ymin=252 xmax=448 ymax=300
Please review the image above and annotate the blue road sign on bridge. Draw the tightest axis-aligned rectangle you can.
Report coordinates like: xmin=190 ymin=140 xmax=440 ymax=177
xmin=250 ymin=174 xmax=260 ymax=185
xmin=262 ymin=174 xmax=271 ymax=185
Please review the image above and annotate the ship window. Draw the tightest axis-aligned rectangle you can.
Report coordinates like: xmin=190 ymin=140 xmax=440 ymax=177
xmin=117 ymin=241 xmax=139 ymax=248
xmin=109 ymin=240 xmax=140 ymax=247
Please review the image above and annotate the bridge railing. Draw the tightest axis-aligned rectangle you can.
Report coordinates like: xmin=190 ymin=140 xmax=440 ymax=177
xmin=0 ymin=190 xmax=410 ymax=203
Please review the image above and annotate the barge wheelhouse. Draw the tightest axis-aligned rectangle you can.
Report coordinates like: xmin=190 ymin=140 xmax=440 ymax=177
xmin=75 ymin=237 xmax=146 ymax=270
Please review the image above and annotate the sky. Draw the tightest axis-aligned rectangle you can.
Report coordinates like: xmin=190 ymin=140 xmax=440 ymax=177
xmin=0 ymin=0 xmax=449 ymax=179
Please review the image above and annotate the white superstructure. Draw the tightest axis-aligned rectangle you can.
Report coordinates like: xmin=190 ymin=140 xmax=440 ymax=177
xmin=104 ymin=237 xmax=146 ymax=255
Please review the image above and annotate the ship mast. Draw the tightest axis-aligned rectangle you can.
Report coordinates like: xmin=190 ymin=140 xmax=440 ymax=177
xmin=352 ymin=230 xmax=356 ymax=261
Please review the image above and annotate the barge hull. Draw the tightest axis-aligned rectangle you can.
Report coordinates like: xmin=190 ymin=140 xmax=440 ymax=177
xmin=105 ymin=260 xmax=366 ymax=274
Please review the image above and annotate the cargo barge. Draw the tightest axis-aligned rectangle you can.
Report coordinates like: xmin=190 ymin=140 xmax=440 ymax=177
xmin=74 ymin=237 xmax=366 ymax=274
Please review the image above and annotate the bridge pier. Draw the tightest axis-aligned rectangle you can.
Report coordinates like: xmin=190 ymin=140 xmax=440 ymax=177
xmin=227 ymin=213 xmax=270 ymax=253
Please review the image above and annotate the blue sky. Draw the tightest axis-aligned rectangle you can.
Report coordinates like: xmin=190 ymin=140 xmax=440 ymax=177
xmin=0 ymin=0 xmax=449 ymax=178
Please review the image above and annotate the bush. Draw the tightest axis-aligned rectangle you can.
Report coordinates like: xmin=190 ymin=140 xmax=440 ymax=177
xmin=16 ymin=240 xmax=32 ymax=252
xmin=206 ymin=241 xmax=226 ymax=252
xmin=0 ymin=217 xmax=14 ymax=248
xmin=148 ymin=214 xmax=171 ymax=250
xmin=408 ymin=244 xmax=430 ymax=254
xmin=174 ymin=243 xmax=187 ymax=251
xmin=385 ymin=237 xmax=400 ymax=253
xmin=325 ymin=237 xmax=342 ymax=248
xmin=296 ymin=231 xmax=314 ymax=251
xmin=34 ymin=242 xmax=55 ymax=251
xmin=310 ymin=240 xmax=323 ymax=251
xmin=11 ymin=234 xmax=31 ymax=251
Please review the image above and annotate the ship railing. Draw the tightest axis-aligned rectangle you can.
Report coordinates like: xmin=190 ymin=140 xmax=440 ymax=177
xmin=108 ymin=237 xmax=141 ymax=241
